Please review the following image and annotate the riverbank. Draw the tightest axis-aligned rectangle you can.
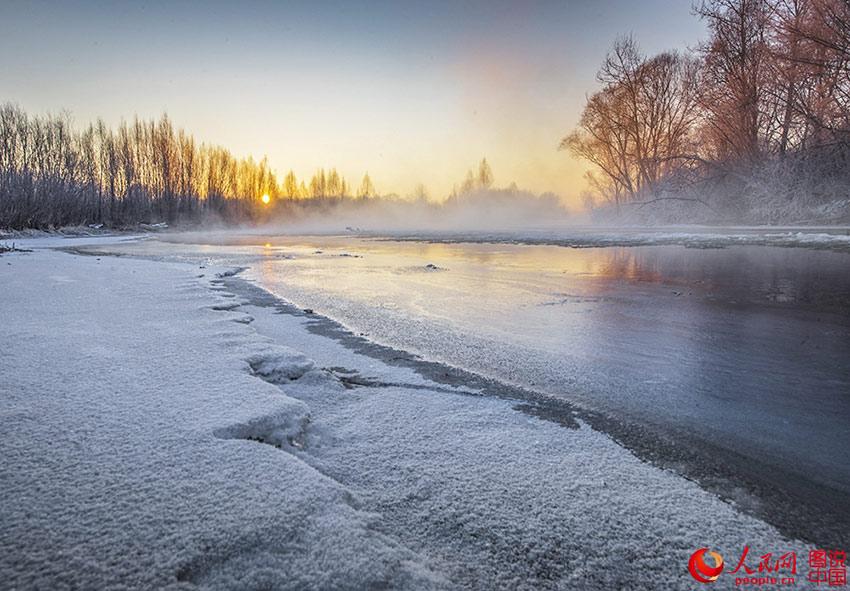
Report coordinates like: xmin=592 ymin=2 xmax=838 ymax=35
xmin=0 ymin=239 xmax=813 ymax=589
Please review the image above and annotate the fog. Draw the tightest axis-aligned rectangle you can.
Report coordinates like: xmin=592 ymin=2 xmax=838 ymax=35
xmin=239 ymin=188 xmax=581 ymax=237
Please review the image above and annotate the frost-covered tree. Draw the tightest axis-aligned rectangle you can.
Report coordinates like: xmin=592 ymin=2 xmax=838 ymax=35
xmin=411 ymin=183 xmax=429 ymax=202
xmin=326 ymin=168 xmax=342 ymax=197
xmin=309 ymin=169 xmax=327 ymax=198
xmin=695 ymin=0 xmax=773 ymax=163
xmin=562 ymin=36 xmax=700 ymax=205
xmin=477 ymin=158 xmax=493 ymax=189
xmin=357 ymin=173 xmax=376 ymax=199
xmin=283 ymin=170 xmax=300 ymax=199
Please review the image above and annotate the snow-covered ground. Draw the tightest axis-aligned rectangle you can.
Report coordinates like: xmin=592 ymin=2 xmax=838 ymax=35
xmin=0 ymin=239 xmax=815 ymax=589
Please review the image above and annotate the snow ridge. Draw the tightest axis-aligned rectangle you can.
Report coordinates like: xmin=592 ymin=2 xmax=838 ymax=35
xmin=0 ymin=250 xmax=447 ymax=590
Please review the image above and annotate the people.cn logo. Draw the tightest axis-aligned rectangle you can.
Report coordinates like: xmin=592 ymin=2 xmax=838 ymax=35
xmin=689 ymin=548 xmax=725 ymax=583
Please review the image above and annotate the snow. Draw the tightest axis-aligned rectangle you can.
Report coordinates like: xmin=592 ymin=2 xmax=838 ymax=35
xmin=244 ymin=343 xmax=316 ymax=383
xmin=372 ymin=227 xmax=850 ymax=252
xmin=0 ymin=247 xmax=444 ymax=590
xmin=0 ymin=239 xmax=813 ymax=590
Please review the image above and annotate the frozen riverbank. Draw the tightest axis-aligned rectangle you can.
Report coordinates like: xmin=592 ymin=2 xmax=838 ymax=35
xmin=103 ymin=230 xmax=850 ymax=546
xmin=367 ymin=226 xmax=850 ymax=253
xmin=0 ymin=240 xmax=814 ymax=589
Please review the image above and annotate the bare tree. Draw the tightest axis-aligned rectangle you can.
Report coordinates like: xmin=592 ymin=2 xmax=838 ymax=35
xmin=695 ymin=0 xmax=774 ymax=162
xmin=283 ymin=170 xmax=300 ymax=199
xmin=357 ymin=173 xmax=376 ymax=199
xmin=0 ymin=103 xmax=291 ymax=229
xmin=562 ymin=37 xmax=701 ymax=205
xmin=477 ymin=158 xmax=493 ymax=188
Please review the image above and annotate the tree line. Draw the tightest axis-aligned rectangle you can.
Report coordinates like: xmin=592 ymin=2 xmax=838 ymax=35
xmin=0 ymin=103 xmax=383 ymax=229
xmin=0 ymin=99 xmax=566 ymax=230
xmin=563 ymin=0 xmax=850 ymax=221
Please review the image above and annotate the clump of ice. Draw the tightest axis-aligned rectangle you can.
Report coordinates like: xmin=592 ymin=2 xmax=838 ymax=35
xmin=244 ymin=344 xmax=316 ymax=382
xmin=214 ymin=399 xmax=312 ymax=451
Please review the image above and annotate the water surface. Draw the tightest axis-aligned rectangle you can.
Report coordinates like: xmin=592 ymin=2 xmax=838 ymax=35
xmin=110 ymin=234 xmax=850 ymax=496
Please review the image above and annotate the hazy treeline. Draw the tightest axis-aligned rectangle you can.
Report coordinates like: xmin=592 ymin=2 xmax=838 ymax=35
xmin=0 ymin=102 xmax=566 ymax=230
xmin=0 ymin=103 xmax=395 ymax=229
xmin=564 ymin=0 xmax=850 ymax=222
xmin=268 ymin=158 xmax=567 ymax=233
xmin=0 ymin=104 xmax=286 ymax=229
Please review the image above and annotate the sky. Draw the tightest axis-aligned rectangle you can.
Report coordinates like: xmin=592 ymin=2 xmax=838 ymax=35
xmin=0 ymin=0 xmax=706 ymax=206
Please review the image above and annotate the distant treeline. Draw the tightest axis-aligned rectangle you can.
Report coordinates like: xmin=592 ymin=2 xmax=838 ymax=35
xmin=0 ymin=102 xmax=567 ymax=230
xmin=564 ymin=0 xmax=850 ymax=222
xmin=0 ymin=103 xmax=389 ymax=229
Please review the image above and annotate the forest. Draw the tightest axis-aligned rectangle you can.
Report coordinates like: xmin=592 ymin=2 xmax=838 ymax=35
xmin=0 ymin=103 xmax=379 ymax=229
xmin=565 ymin=0 xmax=850 ymax=223
xmin=0 ymin=99 xmax=561 ymax=230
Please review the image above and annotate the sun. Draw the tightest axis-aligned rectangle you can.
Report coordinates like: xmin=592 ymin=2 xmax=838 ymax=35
xmin=261 ymin=193 xmax=271 ymax=205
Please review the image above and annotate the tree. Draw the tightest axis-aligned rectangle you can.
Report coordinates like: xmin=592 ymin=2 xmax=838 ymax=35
xmin=779 ymin=0 xmax=850 ymax=144
xmin=310 ymin=169 xmax=327 ymax=198
xmin=477 ymin=158 xmax=493 ymax=188
xmin=695 ymin=0 xmax=773 ymax=163
xmin=411 ymin=183 xmax=429 ymax=202
xmin=326 ymin=168 xmax=342 ymax=197
xmin=283 ymin=170 xmax=299 ymax=199
xmin=562 ymin=36 xmax=700 ymax=204
xmin=460 ymin=170 xmax=476 ymax=194
xmin=357 ymin=173 xmax=376 ymax=198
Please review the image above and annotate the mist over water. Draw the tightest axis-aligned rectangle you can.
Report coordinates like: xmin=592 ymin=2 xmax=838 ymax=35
xmin=245 ymin=189 xmax=578 ymax=236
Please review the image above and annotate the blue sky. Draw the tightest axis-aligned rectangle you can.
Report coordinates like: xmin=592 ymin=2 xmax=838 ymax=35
xmin=0 ymin=0 xmax=707 ymax=202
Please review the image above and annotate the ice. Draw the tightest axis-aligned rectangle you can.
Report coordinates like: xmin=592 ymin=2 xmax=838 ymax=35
xmin=244 ymin=344 xmax=316 ymax=383
xmin=0 ymin=239 xmax=816 ymax=589
xmin=372 ymin=227 xmax=850 ymax=252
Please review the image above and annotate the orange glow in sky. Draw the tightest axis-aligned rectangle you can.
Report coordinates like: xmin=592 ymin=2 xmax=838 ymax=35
xmin=0 ymin=1 xmax=706 ymax=208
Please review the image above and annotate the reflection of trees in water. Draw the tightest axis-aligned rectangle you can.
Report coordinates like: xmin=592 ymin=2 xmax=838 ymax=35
xmin=597 ymin=246 xmax=850 ymax=312
xmin=598 ymin=248 xmax=664 ymax=284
